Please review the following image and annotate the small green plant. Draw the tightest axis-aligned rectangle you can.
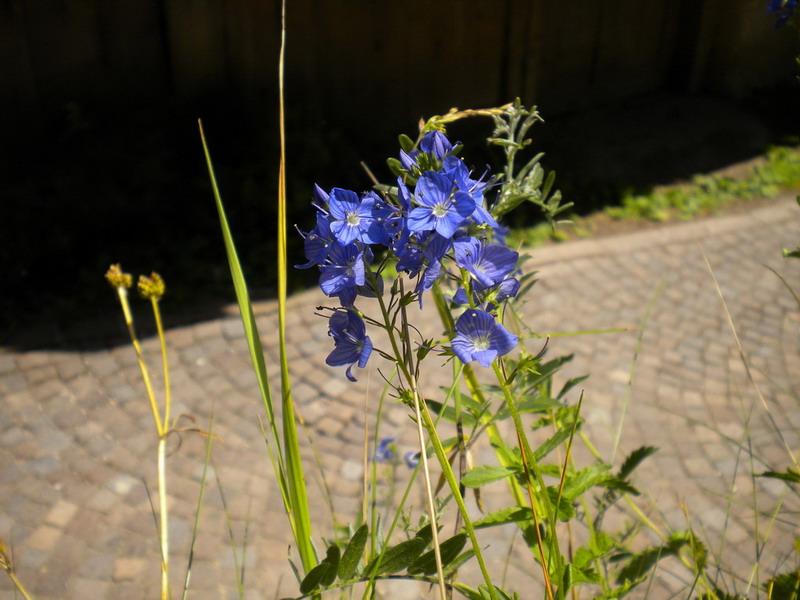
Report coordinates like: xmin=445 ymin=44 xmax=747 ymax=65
xmin=606 ymin=146 xmax=800 ymax=222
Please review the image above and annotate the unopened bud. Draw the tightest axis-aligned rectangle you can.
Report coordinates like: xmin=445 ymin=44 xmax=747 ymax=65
xmin=138 ymin=272 xmax=165 ymax=300
xmin=105 ymin=264 xmax=132 ymax=289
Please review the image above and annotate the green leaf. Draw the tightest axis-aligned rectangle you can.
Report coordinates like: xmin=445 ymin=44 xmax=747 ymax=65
xmin=442 ymin=549 xmax=475 ymax=577
xmin=473 ymin=506 xmax=532 ymax=529
xmin=365 ymin=536 xmax=427 ymax=575
xmin=398 ymin=133 xmax=415 ymax=153
xmin=462 ymin=465 xmax=519 ymax=488
xmin=563 ymin=465 xmax=613 ymax=500
xmin=532 ymin=427 xmax=573 ymax=462
xmin=319 ymin=544 xmax=340 ymax=586
xmin=617 ymin=446 xmax=658 ymax=480
xmin=615 ymin=537 xmax=688 ymax=585
xmin=413 ymin=523 xmax=434 ymax=544
xmin=408 ymin=533 xmax=468 ymax=575
xmin=338 ymin=524 xmax=367 ymax=580
xmin=547 ymin=486 xmax=576 ymax=521
xmin=425 ymin=399 xmax=479 ymax=428
xmin=757 ymin=468 xmax=800 ymax=485
xmin=299 ymin=561 xmax=330 ymax=594
xmin=763 ymin=569 xmax=800 ymax=599
xmin=387 ymin=157 xmax=405 ymax=177
xmin=557 ymin=375 xmax=589 ymax=400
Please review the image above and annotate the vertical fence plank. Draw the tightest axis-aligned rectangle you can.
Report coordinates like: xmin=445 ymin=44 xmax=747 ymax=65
xmin=0 ymin=1 xmax=40 ymax=136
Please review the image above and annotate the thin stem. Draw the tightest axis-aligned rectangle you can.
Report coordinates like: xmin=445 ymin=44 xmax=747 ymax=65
xmin=117 ymin=287 xmax=163 ymax=435
xmin=491 ymin=362 xmax=557 ymax=600
xmin=151 ymin=298 xmax=172 ymax=428
xmin=397 ymin=280 xmax=446 ymax=600
xmin=158 ymin=436 xmax=170 ymax=600
xmin=6 ymin=570 xmax=34 ymax=600
xmin=373 ymin=279 xmax=498 ymax=600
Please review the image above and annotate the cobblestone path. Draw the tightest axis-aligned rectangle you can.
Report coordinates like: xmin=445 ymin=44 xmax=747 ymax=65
xmin=2 ymin=196 xmax=799 ymax=599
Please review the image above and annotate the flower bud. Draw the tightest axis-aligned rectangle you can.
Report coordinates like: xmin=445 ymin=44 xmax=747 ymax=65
xmin=138 ymin=272 xmax=165 ymax=300
xmin=105 ymin=264 xmax=132 ymax=289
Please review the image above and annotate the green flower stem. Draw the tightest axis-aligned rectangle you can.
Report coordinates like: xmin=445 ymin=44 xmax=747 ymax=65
xmin=116 ymin=287 xmax=163 ymax=436
xmin=373 ymin=283 xmax=498 ymax=600
xmin=150 ymin=297 xmax=171 ymax=429
xmin=157 ymin=435 xmax=170 ymax=600
xmin=416 ymin=398 xmax=499 ymax=600
xmin=360 ymin=373 xmax=459 ymax=600
xmin=491 ymin=362 xmax=558 ymax=600
xmin=431 ymin=286 xmax=524 ymax=502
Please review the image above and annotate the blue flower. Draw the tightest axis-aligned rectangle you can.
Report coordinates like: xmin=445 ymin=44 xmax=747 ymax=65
xmin=407 ymin=171 xmax=475 ymax=239
xmin=419 ymin=131 xmax=453 ymax=161
xmin=453 ymin=237 xmax=518 ymax=288
xmin=451 ymin=309 xmax=518 ymax=367
xmin=404 ymin=451 xmax=420 ymax=468
xmin=319 ymin=244 xmax=365 ymax=306
xmin=326 ymin=310 xmax=372 ymax=381
xmin=328 ymin=188 xmax=385 ymax=246
xmin=443 ymin=157 xmax=498 ymax=227
xmin=375 ymin=437 xmax=396 ymax=462
xmin=295 ymin=212 xmax=334 ymax=269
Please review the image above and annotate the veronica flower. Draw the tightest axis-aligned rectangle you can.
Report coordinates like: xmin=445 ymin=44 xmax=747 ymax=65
xmin=328 ymin=188 xmax=385 ymax=246
xmin=407 ymin=171 xmax=475 ymax=239
xmin=444 ymin=157 xmax=498 ymax=227
xmin=454 ymin=237 xmax=518 ymax=288
xmin=404 ymin=451 xmax=420 ymax=468
xmin=375 ymin=437 xmax=396 ymax=462
xmin=451 ymin=309 xmax=518 ymax=367
xmin=418 ymin=130 xmax=453 ymax=160
xmin=319 ymin=244 xmax=365 ymax=306
xmin=295 ymin=212 xmax=334 ymax=269
xmin=326 ymin=310 xmax=372 ymax=381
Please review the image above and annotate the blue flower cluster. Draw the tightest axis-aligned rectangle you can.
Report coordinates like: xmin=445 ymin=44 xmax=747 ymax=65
xmin=767 ymin=0 xmax=798 ymax=27
xmin=298 ymin=131 xmax=520 ymax=380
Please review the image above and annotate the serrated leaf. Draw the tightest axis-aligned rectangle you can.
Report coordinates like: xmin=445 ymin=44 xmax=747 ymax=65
xmin=533 ymin=427 xmax=572 ymax=462
xmin=563 ymin=465 xmax=612 ymax=500
xmin=338 ymin=523 xmax=367 ymax=580
xmin=473 ymin=506 xmax=532 ymax=529
xmin=547 ymin=486 xmax=576 ymax=521
xmin=601 ymin=477 xmax=640 ymax=496
xmin=299 ymin=561 xmax=330 ymax=594
xmin=365 ymin=536 xmax=427 ymax=575
xmin=408 ymin=533 xmax=468 ymax=575
xmin=462 ymin=465 xmax=519 ymax=488
xmin=589 ymin=531 xmax=614 ymax=556
xmin=615 ymin=538 xmax=688 ymax=585
xmin=617 ymin=446 xmax=658 ymax=480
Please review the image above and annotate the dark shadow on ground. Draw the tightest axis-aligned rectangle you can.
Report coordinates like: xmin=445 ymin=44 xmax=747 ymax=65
xmin=4 ymin=85 xmax=799 ymax=351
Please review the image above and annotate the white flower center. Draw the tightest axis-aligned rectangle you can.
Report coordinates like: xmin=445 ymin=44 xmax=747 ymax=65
xmin=346 ymin=211 xmax=361 ymax=226
xmin=432 ymin=203 xmax=449 ymax=218
xmin=473 ymin=335 xmax=490 ymax=351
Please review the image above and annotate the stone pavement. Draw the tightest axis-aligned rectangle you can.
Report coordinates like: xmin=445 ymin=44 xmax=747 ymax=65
xmin=2 ymin=196 xmax=799 ymax=599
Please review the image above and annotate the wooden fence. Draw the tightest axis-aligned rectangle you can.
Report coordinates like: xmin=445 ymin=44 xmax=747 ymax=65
xmin=1 ymin=0 xmax=796 ymax=141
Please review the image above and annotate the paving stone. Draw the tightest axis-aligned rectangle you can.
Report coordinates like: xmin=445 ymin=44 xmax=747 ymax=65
xmin=3 ymin=198 xmax=800 ymax=598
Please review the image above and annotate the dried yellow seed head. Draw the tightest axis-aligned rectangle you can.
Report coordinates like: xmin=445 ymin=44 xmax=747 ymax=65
xmin=105 ymin=264 xmax=132 ymax=289
xmin=138 ymin=272 xmax=165 ymax=300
